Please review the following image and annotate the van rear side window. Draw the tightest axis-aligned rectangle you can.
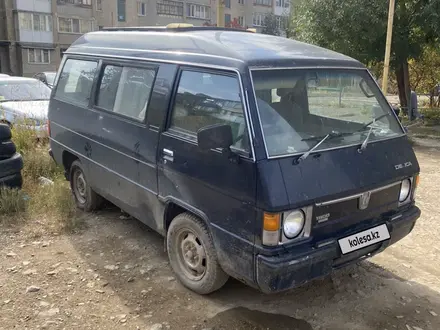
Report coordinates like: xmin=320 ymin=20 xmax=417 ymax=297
xmin=96 ymin=65 xmax=156 ymax=121
xmin=55 ymin=59 xmax=98 ymax=107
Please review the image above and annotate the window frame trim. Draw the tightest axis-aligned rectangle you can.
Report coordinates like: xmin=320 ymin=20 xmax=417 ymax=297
xmin=91 ymin=59 xmax=159 ymax=125
xmin=165 ymin=66 xmax=253 ymax=159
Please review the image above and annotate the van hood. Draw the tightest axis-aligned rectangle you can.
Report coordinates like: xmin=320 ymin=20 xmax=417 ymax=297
xmin=0 ymin=100 xmax=49 ymax=121
xmin=256 ymin=136 xmax=419 ymax=211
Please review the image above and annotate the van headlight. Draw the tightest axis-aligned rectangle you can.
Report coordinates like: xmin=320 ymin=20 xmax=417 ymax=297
xmin=283 ymin=210 xmax=305 ymax=239
xmin=399 ymin=179 xmax=411 ymax=202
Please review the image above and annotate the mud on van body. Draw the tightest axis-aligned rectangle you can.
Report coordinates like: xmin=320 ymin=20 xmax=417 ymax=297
xmin=48 ymin=26 xmax=421 ymax=294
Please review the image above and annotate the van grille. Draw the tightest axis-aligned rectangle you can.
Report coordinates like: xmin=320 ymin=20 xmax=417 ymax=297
xmin=312 ymin=182 xmax=400 ymax=240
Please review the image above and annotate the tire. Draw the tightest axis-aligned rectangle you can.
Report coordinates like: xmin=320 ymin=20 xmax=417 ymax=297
xmin=0 ymin=153 xmax=23 ymax=177
xmin=0 ymin=172 xmax=22 ymax=189
xmin=0 ymin=124 xmax=12 ymax=141
xmin=0 ymin=141 xmax=16 ymax=159
xmin=69 ymin=160 xmax=102 ymax=212
xmin=167 ymin=213 xmax=229 ymax=294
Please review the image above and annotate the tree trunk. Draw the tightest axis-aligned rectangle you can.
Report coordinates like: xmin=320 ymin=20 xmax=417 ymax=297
xmin=395 ymin=64 xmax=407 ymax=113
xmin=395 ymin=61 xmax=411 ymax=115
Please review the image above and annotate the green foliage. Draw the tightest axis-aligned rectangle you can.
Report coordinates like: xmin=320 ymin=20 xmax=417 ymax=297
xmin=262 ymin=13 xmax=280 ymax=36
xmin=420 ymin=108 xmax=440 ymax=126
xmin=293 ymin=0 xmax=440 ymax=65
xmin=292 ymin=0 xmax=440 ymax=108
xmin=409 ymin=46 xmax=440 ymax=106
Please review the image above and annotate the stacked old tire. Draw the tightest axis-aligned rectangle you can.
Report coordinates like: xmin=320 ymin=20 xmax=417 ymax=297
xmin=0 ymin=124 xmax=23 ymax=189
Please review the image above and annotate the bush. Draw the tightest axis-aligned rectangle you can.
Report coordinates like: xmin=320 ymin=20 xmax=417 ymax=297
xmin=420 ymin=108 xmax=440 ymax=126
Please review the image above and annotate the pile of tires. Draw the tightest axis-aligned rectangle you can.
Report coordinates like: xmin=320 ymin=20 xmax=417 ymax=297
xmin=0 ymin=124 xmax=23 ymax=189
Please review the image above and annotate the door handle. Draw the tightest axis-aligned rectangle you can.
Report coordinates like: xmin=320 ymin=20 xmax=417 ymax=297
xmin=163 ymin=148 xmax=174 ymax=163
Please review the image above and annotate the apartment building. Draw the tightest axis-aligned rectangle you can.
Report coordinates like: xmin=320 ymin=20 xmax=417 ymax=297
xmin=0 ymin=0 xmax=291 ymax=76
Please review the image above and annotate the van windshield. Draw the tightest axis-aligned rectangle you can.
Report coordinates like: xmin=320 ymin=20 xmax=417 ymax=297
xmin=251 ymin=69 xmax=404 ymax=158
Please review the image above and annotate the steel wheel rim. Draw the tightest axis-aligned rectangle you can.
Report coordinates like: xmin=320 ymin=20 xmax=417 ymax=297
xmin=73 ymin=168 xmax=87 ymax=205
xmin=175 ymin=229 xmax=207 ymax=281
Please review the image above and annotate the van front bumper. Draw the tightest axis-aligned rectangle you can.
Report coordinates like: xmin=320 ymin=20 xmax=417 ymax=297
xmin=255 ymin=205 xmax=421 ymax=293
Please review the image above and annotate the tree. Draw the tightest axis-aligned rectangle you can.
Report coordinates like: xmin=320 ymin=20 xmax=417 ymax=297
xmin=409 ymin=46 xmax=440 ymax=107
xmin=292 ymin=0 xmax=440 ymax=111
xmin=262 ymin=13 xmax=280 ymax=36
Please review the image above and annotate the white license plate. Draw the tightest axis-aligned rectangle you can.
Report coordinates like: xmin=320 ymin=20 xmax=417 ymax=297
xmin=338 ymin=224 xmax=390 ymax=255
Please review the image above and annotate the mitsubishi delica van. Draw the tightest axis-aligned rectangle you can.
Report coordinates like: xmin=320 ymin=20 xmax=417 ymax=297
xmin=48 ymin=26 xmax=421 ymax=294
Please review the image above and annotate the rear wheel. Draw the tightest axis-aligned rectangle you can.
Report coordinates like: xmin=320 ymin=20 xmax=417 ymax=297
xmin=69 ymin=160 xmax=102 ymax=211
xmin=167 ymin=213 xmax=229 ymax=294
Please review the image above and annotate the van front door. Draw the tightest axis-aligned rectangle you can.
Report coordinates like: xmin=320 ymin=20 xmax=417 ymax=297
xmin=157 ymin=68 xmax=257 ymax=283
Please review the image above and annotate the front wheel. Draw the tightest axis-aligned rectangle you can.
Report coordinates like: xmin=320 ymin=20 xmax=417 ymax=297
xmin=167 ymin=213 xmax=229 ymax=294
xmin=69 ymin=160 xmax=102 ymax=212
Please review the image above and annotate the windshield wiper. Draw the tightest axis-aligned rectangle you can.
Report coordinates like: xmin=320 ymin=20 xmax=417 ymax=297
xmin=357 ymin=113 xmax=389 ymax=132
xmin=298 ymin=132 xmax=346 ymax=162
xmin=302 ymin=131 xmax=353 ymax=142
xmin=358 ymin=119 xmax=376 ymax=152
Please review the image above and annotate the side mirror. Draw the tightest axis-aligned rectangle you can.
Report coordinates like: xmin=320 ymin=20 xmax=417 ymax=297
xmin=197 ymin=123 xmax=233 ymax=151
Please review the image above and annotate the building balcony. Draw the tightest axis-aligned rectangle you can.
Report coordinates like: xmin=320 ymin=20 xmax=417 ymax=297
xmin=56 ymin=0 xmax=92 ymax=7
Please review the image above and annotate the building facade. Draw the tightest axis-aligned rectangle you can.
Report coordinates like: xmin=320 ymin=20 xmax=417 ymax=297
xmin=0 ymin=0 xmax=291 ymax=76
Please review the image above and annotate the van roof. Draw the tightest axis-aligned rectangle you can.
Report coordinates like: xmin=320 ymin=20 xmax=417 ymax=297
xmin=67 ymin=28 xmax=364 ymax=70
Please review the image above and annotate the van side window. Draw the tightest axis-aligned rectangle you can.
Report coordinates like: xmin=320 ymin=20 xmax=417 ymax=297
xmin=55 ymin=59 xmax=98 ymax=106
xmin=170 ymin=70 xmax=250 ymax=153
xmin=96 ymin=65 xmax=156 ymax=121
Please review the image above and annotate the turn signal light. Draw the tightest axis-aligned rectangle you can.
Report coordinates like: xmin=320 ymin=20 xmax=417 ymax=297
xmin=262 ymin=213 xmax=280 ymax=246
xmin=263 ymin=213 xmax=280 ymax=231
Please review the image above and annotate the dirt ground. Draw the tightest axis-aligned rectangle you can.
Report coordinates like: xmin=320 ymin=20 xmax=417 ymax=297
xmin=1 ymin=146 xmax=440 ymax=330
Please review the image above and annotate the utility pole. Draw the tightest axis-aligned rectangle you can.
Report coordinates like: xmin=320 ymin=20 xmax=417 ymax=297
xmin=217 ymin=0 xmax=224 ymax=27
xmin=382 ymin=0 xmax=395 ymax=96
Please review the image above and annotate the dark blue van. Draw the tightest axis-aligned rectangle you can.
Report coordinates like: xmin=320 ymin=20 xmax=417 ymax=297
xmin=48 ymin=26 xmax=421 ymax=294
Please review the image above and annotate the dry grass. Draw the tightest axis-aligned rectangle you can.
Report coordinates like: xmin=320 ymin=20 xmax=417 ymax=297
xmin=0 ymin=125 xmax=81 ymax=233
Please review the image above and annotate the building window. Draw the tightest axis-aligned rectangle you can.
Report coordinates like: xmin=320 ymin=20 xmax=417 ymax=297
xmin=137 ymin=1 xmax=147 ymax=16
xmin=157 ymin=0 xmax=184 ymax=16
xmin=225 ymin=14 xmax=231 ymax=25
xmin=96 ymin=65 xmax=156 ymax=121
xmin=253 ymin=13 xmax=265 ymax=26
xmin=19 ymin=13 xmax=52 ymax=32
xmin=58 ymin=17 xmax=94 ymax=33
xmin=254 ymin=0 xmax=271 ymax=6
xmin=170 ymin=70 xmax=250 ymax=153
xmin=117 ymin=0 xmax=126 ymax=21
xmin=276 ymin=0 xmax=289 ymax=7
xmin=187 ymin=4 xmax=210 ymax=19
xmin=61 ymin=0 xmax=92 ymax=5
xmin=238 ymin=0 xmax=245 ymax=4
xmin=96 ymin=0 xmax=102 ymax=10
xmin=224 ymin=0 xmax=231 ymax=8
xmin=238 ymin=16 xmax=245 ymax=26
xmin=28 ymin=49 xmax=50 ymax=64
